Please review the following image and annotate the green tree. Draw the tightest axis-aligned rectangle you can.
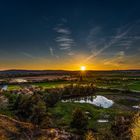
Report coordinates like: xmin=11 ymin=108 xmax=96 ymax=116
xmin=44 ymin=92 xmax=60 ymax=107
xmin=14 ymin=94 xmax=48 ymax=126
xmin=71 ymin=108 xmax=88 ymax=130
xmin=29 ymin=98 xmax=46 ymax=125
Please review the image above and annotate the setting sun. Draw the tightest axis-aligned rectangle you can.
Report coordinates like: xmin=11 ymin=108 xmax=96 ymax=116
xmin=80 ymin=66 xmax=86 ymax=71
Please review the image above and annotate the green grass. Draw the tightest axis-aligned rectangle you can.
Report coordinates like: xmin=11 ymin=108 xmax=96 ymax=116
xmin=116 ymin=99 xmax=140 ymax=106
xmin=128 ymin=81 xmax=140 ymax=91
xmin=49 ymin=102 xmax=131 ymax=130
xmin=8 ymin=85 xmax=21 ymax=90
xmin=33 ymin=81 xmax=70 ymax=88
xmin=7 ymin=81 xmax=71 ymax=90
xmin=7 ymin=79 xmax=140 ymax=92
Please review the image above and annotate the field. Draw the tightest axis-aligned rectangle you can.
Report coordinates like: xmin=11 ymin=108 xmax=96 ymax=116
xmin=7 ymin=79 xmax=140 ymax=92
xmin=0 ymin=71 xmax=140 ymax=139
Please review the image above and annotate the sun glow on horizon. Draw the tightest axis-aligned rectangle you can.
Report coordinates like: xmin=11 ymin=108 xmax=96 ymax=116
xmin=80 ymin=66 xmax=86 ymax=71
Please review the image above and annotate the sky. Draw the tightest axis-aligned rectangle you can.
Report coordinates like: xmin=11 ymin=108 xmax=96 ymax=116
xmin=0 ymin=0 xmax=140 ymax=70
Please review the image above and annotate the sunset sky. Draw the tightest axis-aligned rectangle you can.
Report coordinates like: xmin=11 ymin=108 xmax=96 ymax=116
xmin=0 ymin=0 xmax=140 ymax=70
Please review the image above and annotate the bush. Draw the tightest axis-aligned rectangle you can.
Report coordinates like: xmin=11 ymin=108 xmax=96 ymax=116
xmin=111 ymin=115 xmax=133 ymax=139
xmin=62 ymin=84 xmax=96 ymax=98
xmin=14 ymin=94 xmax=48 ymax=126
xmin=71 ymin=108 xmax=88 ymax=131
xmin=43 ymin=92 xmax=61 ymax=107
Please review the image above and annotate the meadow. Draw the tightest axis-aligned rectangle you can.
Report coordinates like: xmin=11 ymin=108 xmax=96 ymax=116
xmin=7 ymin=78 xmax=140 ymax=91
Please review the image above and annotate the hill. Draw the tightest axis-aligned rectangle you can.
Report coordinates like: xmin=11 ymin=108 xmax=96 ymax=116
xmin=0 ymin=114 xmax=78 ymax=140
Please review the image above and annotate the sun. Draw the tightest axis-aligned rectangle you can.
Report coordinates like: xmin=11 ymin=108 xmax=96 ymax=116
xmin=80 ymin=66 xmax=86 ymax=71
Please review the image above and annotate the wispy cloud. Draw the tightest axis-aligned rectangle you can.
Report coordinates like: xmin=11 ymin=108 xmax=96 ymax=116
xmin=54 ymin=25 xmax=75 ymax=52
xmin=49 ymin=47 xmax=54 ymax=56
xmin=67 ymin=51 xmax=75 ymax=56
xmin=59 ymin=46 xmax=71 ymax=50
xmin=56 ymin=36 xmax=75 ymax=50
xmin=103 ymin=51 xmax=125 ymax=66
xmin=56 ymin=37 xmax=74 ymax=42
xmin=22 ymin=52 xmax=35 ymax=59
xmin=54 ymin=27 xmax=71 ymax=35
xmin=85 ymin=23 xmax=137 ymax=62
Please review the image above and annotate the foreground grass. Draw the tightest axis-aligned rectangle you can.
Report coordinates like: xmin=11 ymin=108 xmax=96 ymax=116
xmin=49 ymin=102 xmax=132 ymax=131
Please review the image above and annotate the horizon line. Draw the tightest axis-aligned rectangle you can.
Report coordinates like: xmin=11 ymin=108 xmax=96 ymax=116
xmin=0 ymin=68 xmax=140 ymax=72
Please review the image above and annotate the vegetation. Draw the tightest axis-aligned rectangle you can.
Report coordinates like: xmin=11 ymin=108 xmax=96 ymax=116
xmin=111 ymin=115 xmax=133 ymax=139
xmin=70 ymin=108 xmax=88 ymax=131
xmin=43 ymin=92 xmax=61 ymax=107
xmin=0 ymin=73 xmax=140 ymax=139
xmin=85 ymin=130 xmax=96 ymax=140
xmin=62 ymin=84 xmax=96 ymax=98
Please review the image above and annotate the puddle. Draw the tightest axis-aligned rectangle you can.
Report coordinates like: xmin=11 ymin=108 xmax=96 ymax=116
xmin=97 ymin=119 xmax=109 ymax=123
xmin=62 ymin=95 xmax=114 ymax=108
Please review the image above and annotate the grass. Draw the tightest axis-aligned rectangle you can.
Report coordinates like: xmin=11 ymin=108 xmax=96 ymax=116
xmin=33 ymin=81 xmax=70 ymax=88
xmin=8 ymin=85 xmax=21 ymax=90
xmin=128 ymin=81 xmax=140 ymax=91
xmin=49 ymin=102 xmax=132 ymax=130
xmin=6 ymin=79 xmax=140 ymax=92
xmin=7 ymin=81 xmax=71 ymax=90
xmin=116 ymin=99 xmax=140 ymax=106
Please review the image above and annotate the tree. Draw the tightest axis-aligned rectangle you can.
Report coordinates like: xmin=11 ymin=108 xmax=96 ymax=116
xmin=14 ymin=94 xmax=48 ymax=126
xmin=44 ymin=92 xmax=60 ymax=107
xmin=29 ymin=98 xmax=46 ymax=125
xmin=71 ymin=108 xmax=88 ymax=130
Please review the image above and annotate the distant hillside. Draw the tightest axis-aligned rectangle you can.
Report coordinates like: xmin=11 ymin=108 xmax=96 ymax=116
xmin=0 ymin=70 xmax=75 ymax=78
xmin=0 ymin=69 xmax=140 ymax=78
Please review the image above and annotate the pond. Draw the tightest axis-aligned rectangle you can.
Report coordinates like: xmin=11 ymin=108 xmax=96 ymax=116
xmin=62 ymin=95 xmax=114 ymax=108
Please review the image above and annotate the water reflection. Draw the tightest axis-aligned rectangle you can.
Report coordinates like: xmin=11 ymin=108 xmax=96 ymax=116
xmin=62 ymin=95 xmax=114 ymax=108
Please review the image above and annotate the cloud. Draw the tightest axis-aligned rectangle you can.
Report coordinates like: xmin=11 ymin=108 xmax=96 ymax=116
xmin=49 ymin=47 xmax=54 ymax=56
xmin=103 ymin=51 xmax=125 ymax=66
xmin=116 ymin=40 xmax=132 ymax=47
xmin=22 ymin=52 xmax=35 ymax=59
xmin=54 ymin=25 xmax=75 ymax=52
xmin=56 ymin=36 xmax=74 ymax=42
xmin=85 ymin=23 xmax=136 ymax=62
xmin=86 ymin=26 xmax=103 ymax=49
xmin=59 ymin=46 xmax=71 ymax=50
xmin=67 ymin=51 xmax=75 ymax=56
xmin=54 ymin=27 xmax=71 ymax=34
xmin=56 ymin=36 xmax=75 ymax=50
xmin=117 ymin=51 xmax=125 ymax=57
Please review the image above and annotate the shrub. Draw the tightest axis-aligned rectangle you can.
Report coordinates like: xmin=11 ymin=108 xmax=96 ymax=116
xmin=62 ymin=84 xmax=96 ymax=98
xmin=111 ymin=115 xmax=133 ymax=139
xmin=71 ymin=108 xmax=88 ymax=131
xmin=43 ymin=92 xmax=61 ymax=107
xmin=14 ymin=94 xmax=48 ymax=126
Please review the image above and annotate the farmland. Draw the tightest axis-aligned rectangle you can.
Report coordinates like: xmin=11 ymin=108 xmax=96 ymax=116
xmin=0 ymin=70 xmax=140 ymax=139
